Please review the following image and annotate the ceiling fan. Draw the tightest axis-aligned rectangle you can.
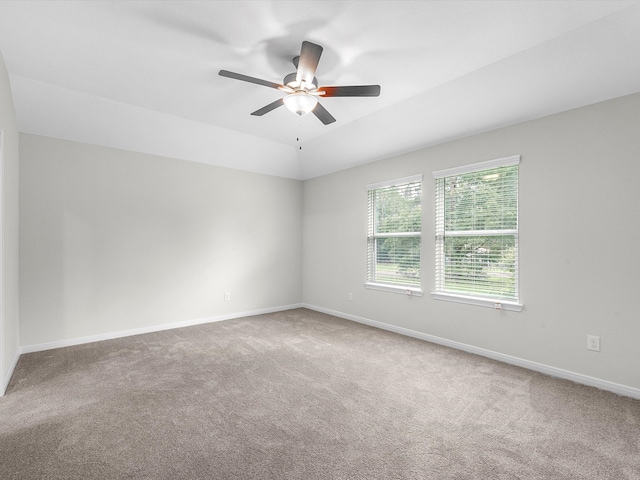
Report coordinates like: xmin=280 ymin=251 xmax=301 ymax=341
xmin=219 ymin=41 xmax=380 ymax=125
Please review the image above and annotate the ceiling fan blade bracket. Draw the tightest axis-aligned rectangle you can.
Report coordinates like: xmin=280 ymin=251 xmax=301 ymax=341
xmin=278 ymin=85 xmax=295 ymax=94
xmin=284 ymin=72 xmax=318 ymax=90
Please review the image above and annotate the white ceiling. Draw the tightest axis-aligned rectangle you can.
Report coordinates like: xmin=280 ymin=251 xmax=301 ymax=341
xmin=1 ymin=0 xmax=639 ymax=179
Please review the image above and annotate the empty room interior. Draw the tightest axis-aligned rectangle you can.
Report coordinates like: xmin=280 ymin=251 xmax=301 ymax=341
xmin=1 ymin=1 xmax=639 ymax=479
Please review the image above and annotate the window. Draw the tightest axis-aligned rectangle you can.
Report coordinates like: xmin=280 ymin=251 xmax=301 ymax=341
xmin=432 ymin=156 xmax=522 ymax=310
xmin=366 ymin=175 xmax=422 ymax=294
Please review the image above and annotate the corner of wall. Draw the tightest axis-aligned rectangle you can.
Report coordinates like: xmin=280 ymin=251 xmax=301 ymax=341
xmin=0 ymin=48 xmax=21 ymax=396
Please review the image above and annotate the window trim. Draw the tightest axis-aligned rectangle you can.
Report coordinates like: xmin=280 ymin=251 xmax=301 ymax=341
xmin=431 ymin=291 xmax=522 ymax=311
xmin=431 ymin=155 xmax=523 ymax=310
xmin=365 ymin=283 xmax=424 ymax=296
xmin=365 ymin=174 xmax=423 ymax=295
xmin=366 ymin=174 xmax=423 ymax=191
xmin=432 ymin=155 xmax=520 ymax=179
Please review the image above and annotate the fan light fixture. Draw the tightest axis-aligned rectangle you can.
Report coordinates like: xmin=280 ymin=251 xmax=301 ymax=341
xmin=283 ymin=91 xmax=318 ymax=116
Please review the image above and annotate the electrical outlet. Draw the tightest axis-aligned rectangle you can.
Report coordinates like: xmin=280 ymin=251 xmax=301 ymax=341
xmin=348 ymin=292 xmax=353 ymax=301
xmin=224 ymin=292 xmax=230 ymax=301
xmin=587 ymin=335 xmax=600 ymax=352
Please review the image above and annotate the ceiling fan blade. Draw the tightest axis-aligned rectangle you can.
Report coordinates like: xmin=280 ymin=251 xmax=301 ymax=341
xmin=312 ymin=102 xmax=336 ymax=125
xmin=319 ymin=85 xmax=381 ymax=97
xmin=296 ymin=41 xmax=323 ymax=86
xmin=219 ymin=70 xmax=283 ymax=90
xmin=251 ymin=98 xmax=284 ymax=116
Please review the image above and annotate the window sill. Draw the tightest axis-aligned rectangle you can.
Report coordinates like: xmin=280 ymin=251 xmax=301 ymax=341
xmin=430 ymin=291 xmax=523 ymax=311
xmin=365 ymin=283 xmax=423 ymax=297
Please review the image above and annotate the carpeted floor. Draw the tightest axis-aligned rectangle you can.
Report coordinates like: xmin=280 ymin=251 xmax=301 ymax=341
xmin=1 ymin=308 xmax=639 ymax=479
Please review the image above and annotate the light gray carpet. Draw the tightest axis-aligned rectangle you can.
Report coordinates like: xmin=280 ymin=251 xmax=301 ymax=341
xmin=1 ymin=308 xmax=639 ymax=479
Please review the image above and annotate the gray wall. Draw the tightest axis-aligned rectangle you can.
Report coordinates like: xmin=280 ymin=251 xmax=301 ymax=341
xmin=0 ymin=50 xmax=20 ymax=394
xmin=303 ymin=92 xmax=640 ymax=391
xmin=19 ymin=135 xmax=302 ymax=347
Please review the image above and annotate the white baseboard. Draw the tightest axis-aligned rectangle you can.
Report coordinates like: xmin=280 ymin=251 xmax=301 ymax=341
xmin=302 ymin=303 xmax=640 ymax=400
xmin=1 ymin=349 xmax=20 ymax=397
xmin=20 ymin=303 xmax=303 ymax=355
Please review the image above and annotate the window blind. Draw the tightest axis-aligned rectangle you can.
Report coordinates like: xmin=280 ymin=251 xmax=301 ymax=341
xmin=435 ymin=158 xmax=519 ymax=301
xmin=367 ymin=176 xmax=422 ymax=289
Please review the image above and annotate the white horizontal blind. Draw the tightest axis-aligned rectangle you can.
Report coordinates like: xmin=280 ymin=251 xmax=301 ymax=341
xmin=367 ymin=177 xmax=422 ymax=288
xmin=435 ymin=161 xmax=518 ymax=301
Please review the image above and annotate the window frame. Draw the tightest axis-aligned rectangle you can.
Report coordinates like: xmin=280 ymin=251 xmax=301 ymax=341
xmin=431 ymin=156 xmax=523 ymax=311
xmin=365 ymin=175 xmax=423 ymax=296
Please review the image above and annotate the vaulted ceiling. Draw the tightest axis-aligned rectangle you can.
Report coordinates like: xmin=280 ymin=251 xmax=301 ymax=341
xmin=1 ymin=1 xmax=639 ymax=179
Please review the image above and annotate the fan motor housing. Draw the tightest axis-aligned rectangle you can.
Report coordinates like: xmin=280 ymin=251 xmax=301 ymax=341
xmin=283 ymin=72 xmax=318 ymax=90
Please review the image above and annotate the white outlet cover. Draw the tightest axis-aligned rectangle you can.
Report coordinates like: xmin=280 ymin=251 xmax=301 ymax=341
xmin=587 ymin=335 xmax=600 ymax=352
